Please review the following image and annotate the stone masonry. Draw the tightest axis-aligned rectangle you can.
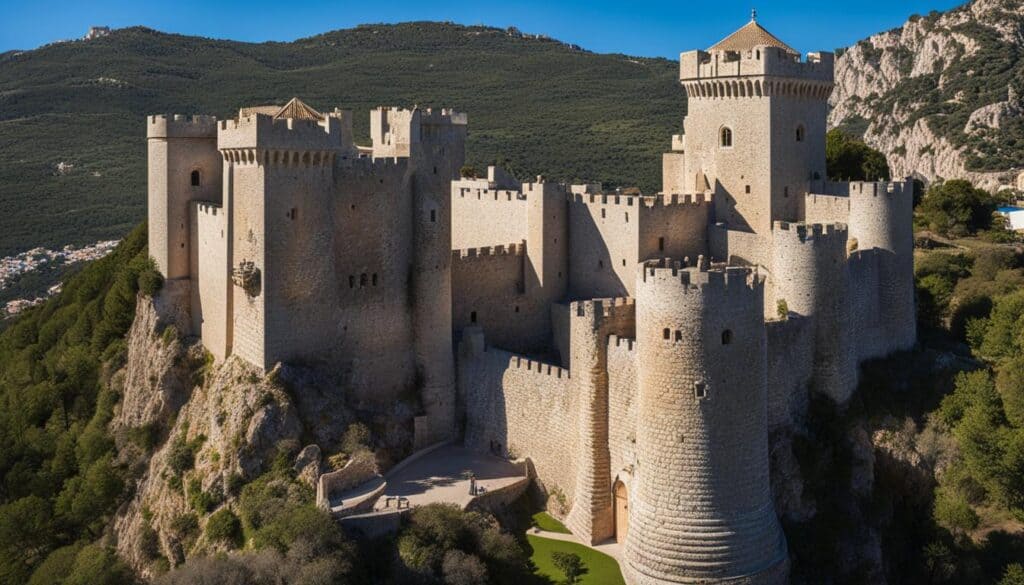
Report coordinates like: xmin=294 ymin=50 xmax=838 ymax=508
xmin=149 ymin=17 xmax=915 ymax=585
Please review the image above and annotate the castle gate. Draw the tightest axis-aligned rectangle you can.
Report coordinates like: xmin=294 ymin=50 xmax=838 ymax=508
xmin=614 ymin=481 xmax=628 ymax=542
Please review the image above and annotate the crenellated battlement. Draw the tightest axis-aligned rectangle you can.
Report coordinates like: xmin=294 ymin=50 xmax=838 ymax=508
xmin=571 ymin=296 xmax=635 ymax=319
xmin=193 ymin=201 xmax=222 ymax=216
xmin=607 ymin=334 xmax=637 ymax=352
xmin=218 ymin=113 xmax=348 ymax=152
xmin=772 ymin=221 xmax=848 ymax=243
xmin=508 ymin=355 xmax=569 ymax=379
xmin=639 ymin=258 xmax=762 ymax=294
xmin=809 ymin=179 xmax=914 ymax=199
xmin=680 ymin=45 xmax=833 ymax=84
xmin=452 ymin=241 xmax=526 ymax=260
xmin=147 ymin=114 xmax=218 ymax=139
xmin=567 ymin=192 xmax=709 ymax=206
xmin=340 ymin=155 xmax=409 ymax=177
xmin=455 ymin=187 xmax=527 ymax=202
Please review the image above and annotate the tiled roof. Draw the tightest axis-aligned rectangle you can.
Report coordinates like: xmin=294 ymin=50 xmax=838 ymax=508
xmin=273 ymin=97 xmax=323 ymax=121
xmin=708 ymin=19 xmax=798 ymax=55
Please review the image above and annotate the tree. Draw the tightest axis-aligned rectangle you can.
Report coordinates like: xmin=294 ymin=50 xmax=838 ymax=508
xmin=825 ymin=129 xmax=891 ymax=181
xmin=997 ymin=357 xmax=1024 ymax=428
xmin=551 ymin=551 xmax=584 ymax=584
xmin=442 ymin=550 xmax=488 ymax=585
xmin=918 ymin=179 xmax=998 ymax=238
xmin=1001 ymin=563 xmax=1024 ymax=585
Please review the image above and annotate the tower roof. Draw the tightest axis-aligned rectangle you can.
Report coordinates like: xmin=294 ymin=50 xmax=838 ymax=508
xmin=708 ymin=16 xmax=798 ymax=56
xmin=274 ymin=97 xmax=323 ymax=121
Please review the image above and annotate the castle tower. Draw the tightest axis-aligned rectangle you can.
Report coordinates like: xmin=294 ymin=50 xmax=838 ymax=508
xmin=372 ymin=107 xmax=469 ymax=446
xmin=770 ymin=222 xmax=856 ymax=402
xmin=626 ymin=261 xmax=787 ymax=585
xmin=565 ymin=298 xmax=635 ymax=544
xmin=674 ymin=16 xmax=833 ymax=235
xmin=147 ymin=114 xmax=221 ymax=280
xmin=217 ymin=100 xmax=351 ymax=369
xmin=846 ymin=181 xmax=916 ymax=353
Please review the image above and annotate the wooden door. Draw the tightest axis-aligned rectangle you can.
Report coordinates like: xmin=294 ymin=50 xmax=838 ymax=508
xmin=614 ymin=481 xmax=628 ymax=542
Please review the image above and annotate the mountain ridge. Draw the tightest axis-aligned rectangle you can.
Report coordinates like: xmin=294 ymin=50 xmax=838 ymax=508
xmin=830 ymin=0 xmax=1024 ymax=189
xmin=0 ymin=22 xmax=679 ymax=257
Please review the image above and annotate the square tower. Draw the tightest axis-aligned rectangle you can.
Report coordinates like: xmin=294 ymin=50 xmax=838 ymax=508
xmin=674 ymin=17 xmax=833 ymax=236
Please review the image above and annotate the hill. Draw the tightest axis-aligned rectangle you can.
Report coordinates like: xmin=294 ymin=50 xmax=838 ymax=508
xmin=0 ymin=22 xmax=679 ymax=257
xmin=831 ymin=0 xmax=1024 ymax=189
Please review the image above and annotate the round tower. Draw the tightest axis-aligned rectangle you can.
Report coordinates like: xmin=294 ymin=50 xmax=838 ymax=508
xmin=770 ymin=222 xmax=856 ymax=403
xmin=626 ymin=260 xmax=787 ymax=585
xmin=847 ymin=181 xmax=916 ymax=352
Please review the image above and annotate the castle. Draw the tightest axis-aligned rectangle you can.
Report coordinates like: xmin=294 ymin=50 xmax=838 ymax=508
xmin=147 ymin=17 xmax=914 ymax=585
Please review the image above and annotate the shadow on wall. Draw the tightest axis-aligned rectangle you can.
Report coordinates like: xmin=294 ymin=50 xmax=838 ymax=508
xmin=568 ymin=208 xmax=629 ymax=301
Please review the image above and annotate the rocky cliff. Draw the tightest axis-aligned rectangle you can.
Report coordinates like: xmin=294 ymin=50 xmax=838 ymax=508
xmin=108 ymin=293 xmax=410 ymax=578
xmin=830 ymin=0 xmax=1024 ymax=190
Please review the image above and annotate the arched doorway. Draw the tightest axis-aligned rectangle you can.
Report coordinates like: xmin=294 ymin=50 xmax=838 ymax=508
xmin=614 ymin=481 xmax=628 ymax=542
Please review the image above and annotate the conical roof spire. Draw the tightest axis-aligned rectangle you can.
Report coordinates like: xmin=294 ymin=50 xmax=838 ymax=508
xmin=708 ymin=15 xmax=798 ymax=55
xmin=274 ymin=97 xmax=322 ymax=121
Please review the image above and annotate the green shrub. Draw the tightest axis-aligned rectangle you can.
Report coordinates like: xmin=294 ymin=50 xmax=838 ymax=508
xmin=170 ymin=513 xmax=199 ymax=540
xmin=551 ymin=551 xmax=585 ymax=584
xmin=205 ymin=509 xmax=242 ymax=547
xmin=137 ymin=259 xmax=164 ymax=297
xmin=187 ymin=477 xmax=221 ymax=513
xmin=341 ymin=422 xmax=372 ymax=455
xmin=919 ymin=179 xmax=999 ymax=237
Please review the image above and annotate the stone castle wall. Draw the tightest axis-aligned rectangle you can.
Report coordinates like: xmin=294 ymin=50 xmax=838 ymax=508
xmin=459 ymin=328 xmax=578 ymax=507
xmin=567 ymin=193 xmax=711 ymax=300
xmin=607 ymin=335 xmax=639 ymax=490
xmin=450 ymin=185 xmax=528 ymax=249
xmin=189 ymin=202 xmax=229 ymax=360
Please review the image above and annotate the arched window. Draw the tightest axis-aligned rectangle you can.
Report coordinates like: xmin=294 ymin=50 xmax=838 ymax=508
xmin=796 ymin=125 xmax=806 ymax=142
xmin=720 ymin=127 xmax=733 ymax=148
xmin=190 ymin=170 xmax=201 ymax=187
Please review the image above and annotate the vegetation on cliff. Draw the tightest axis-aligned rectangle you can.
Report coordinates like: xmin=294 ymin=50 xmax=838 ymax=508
xmin=0 ymin=223 xmax=156 ymax=584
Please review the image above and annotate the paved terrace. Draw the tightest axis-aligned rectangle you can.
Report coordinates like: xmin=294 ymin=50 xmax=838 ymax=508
xmin=374 ymin=444 xmax=525 ymax=511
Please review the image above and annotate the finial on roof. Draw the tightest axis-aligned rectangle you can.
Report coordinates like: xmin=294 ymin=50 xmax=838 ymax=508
xmin=751 ymin=8 xmax=757 ymax=22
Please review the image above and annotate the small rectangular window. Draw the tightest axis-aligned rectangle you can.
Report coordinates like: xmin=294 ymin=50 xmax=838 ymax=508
xmin=745 ymin=185 xmax=751 ymax=194
xmin=663 ymin=328 xmax=670 ymax=340
xmin=694 ymin=382 xmax=707 ymax=399
xmin=471 ymin=311 xmax=478 ymax=323
xmin=658 ymin=237 xmax=665 ymax=252
xmin=601 ymin=208 xmax=606 ymax=219
xmin=675 ymin=330 xmax=682 ymax=342
xmin=625 ymin=212 xmax=629 ymax=222
xmin=372 ymin=273 xmax=378 ymax=286
xmin=430 ymin=209 xmax=436 ymax=222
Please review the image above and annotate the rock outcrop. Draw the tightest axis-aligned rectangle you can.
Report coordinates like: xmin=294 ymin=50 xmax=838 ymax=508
xmin=108 ymin=294 xmax=410 ymax=578
xmin=831 ymin=0 xmax=1024 ymax=190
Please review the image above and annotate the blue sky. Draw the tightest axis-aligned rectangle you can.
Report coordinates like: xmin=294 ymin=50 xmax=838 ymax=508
xmin=0 ymin=0 xmax=966 ymax=57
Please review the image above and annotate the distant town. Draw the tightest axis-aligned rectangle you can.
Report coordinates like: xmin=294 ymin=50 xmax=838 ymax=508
xmin=1 ymin=240 xmax=119 ymax=316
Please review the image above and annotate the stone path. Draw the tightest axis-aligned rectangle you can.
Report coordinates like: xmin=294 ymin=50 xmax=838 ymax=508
xmin=527 ymin=527 xmax=625 ymax=562
xmin=374 ymin=445 xmax=525 ymax=511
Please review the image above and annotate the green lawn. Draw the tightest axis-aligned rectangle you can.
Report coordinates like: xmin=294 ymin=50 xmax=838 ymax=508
xmin=526 ymin=535 xmax=625 ymax=585
xmin=532 ymin=511 xmax=571 ymax=534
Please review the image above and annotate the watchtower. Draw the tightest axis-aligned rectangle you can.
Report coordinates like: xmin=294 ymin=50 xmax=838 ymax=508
xmin=674 ymin=14 xmax=834 ymax=235
xmin=147 ymin=114 xmax=221 ymax=280
xmin=627 ymin=260 xmax=788 ymax=585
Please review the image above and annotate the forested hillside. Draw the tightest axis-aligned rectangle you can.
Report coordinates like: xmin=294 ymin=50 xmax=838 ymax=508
xmin=0 ymin=22 xmax=679 ymax=257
